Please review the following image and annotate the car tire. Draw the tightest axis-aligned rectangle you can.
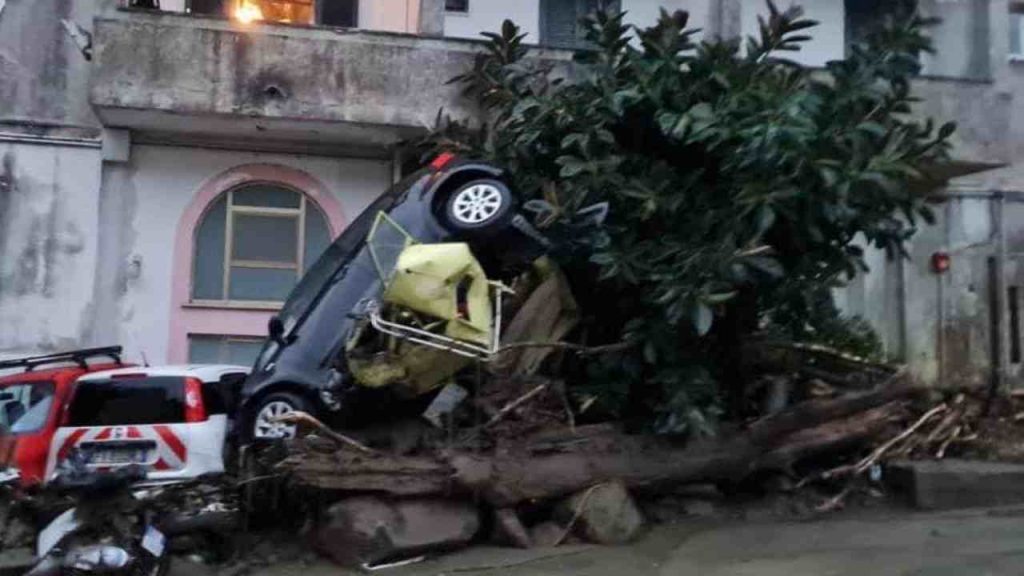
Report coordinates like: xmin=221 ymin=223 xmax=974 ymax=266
xmin=249 ymin=392 xmax=312 ymax=440
xmin=441 ymin=179 xmax=515 ymax=235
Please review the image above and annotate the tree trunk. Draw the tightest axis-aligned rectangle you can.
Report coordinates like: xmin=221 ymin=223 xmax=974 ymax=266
xmin=280 ymin=385 xmax=914 ymax=507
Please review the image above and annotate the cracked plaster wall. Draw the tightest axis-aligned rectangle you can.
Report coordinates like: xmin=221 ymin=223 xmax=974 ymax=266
xmin=0 ymin=144 xmax=102 ymax=359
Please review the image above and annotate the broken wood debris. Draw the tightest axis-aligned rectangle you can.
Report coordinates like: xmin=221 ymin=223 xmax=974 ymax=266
xmin=272 ymin=411 xmax=378 ymax=454
xmin=280 ymin=382 xmax=917 ymax=508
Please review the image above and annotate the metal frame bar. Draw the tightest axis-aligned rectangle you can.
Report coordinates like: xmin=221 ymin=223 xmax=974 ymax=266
xmin=0 ymin=346 xmax=123 ymax=372
xmin=367 ymin=286 xmax=506 ymax=361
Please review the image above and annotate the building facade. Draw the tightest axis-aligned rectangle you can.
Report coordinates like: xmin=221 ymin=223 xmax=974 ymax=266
xmin=0 ymin=0 xmax=1016 ymax=389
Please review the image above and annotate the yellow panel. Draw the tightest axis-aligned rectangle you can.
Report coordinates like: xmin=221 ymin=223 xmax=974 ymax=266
xmin=383 ymin=243 xmax=492 ymax=345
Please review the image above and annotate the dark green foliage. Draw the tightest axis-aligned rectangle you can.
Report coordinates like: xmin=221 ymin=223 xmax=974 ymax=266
xmin=423 ymin=2 xmax=953 ymax=435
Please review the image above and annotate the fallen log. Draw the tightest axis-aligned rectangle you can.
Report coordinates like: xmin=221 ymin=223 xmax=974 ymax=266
xmin=281 ymin=384 xmax=916 ymax=507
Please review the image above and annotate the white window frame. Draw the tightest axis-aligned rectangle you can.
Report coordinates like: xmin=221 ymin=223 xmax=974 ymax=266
xmin=1010 ymin=3 xmax=1024 ymax=61
xmin=187 ymin=334 xmax=266 ymax=364
xmin=190 ymin=184 xmax=314 ymax=309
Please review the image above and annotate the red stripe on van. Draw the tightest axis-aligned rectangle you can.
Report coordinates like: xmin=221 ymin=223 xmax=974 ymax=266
xmin=154 ymin=426 xmax=186 ymax=462
xmin=57 ymin=429 xmax=88 ymax=462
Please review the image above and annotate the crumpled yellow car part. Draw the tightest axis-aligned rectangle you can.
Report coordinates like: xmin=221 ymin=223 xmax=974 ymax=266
xmin=382 ymin=243 xmax=493 ymax=346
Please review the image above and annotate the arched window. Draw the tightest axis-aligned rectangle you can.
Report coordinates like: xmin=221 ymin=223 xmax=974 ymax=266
xmin=191 ymin=183 xmax=331 ymax=304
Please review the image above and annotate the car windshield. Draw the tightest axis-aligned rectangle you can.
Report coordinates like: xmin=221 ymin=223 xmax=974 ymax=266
xmin=273 ymin=169 xmax=428 ymax=337
xmin=0 ymin=382 xmax=56 ymax=435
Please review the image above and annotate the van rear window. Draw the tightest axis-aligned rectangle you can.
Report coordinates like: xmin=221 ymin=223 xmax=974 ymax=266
xmin=66 ymin=377 xmax=185 ymax=426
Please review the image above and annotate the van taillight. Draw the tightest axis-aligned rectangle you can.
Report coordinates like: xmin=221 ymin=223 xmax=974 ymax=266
xmin=184 ymin=378 xmax=207 ymax=423
xmin=430 ymin=152 xmax=455 ymax=171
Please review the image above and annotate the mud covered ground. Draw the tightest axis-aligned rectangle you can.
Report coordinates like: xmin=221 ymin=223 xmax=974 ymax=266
xmin=174 ymin=501 xmax=1024 ymax=576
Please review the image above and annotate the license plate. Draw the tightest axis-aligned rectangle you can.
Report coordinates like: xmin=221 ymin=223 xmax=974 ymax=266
xmin=141 ymin=526 xmax=166 ymax=557
xmin=88 ymin=449 xmax=149 ymax=465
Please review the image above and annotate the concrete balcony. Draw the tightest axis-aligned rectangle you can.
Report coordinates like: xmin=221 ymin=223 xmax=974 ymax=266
xmin=89 ymin=8 xmax=567 ymax=155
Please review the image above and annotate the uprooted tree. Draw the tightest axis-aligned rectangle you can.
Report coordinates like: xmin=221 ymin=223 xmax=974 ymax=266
xmin=282 ymin=2 xmax=962 ymax=525
xmin=419 ymin=1 xmax=954 ymax=434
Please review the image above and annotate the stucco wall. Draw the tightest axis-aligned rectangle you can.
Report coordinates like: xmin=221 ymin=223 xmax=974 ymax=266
xmin=837 ymin=192 xmax=999 ymax=388
xmin=919 ymin=0 xmax=992 ymax=80
xmin=0 ymin=0 xmax=99 ymax=132
xmin=0 ymin=142 xmax=102 ymax=357
xmin=97 ymin=145 xmax=391 ymax=364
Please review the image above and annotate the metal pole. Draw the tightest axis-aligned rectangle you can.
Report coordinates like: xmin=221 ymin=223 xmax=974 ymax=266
xmin=995 ymin=192 xmax=1009 ymax=393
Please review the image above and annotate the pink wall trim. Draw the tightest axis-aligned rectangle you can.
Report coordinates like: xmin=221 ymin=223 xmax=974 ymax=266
xmin=168 ymin=163 xmax=347 ymax=362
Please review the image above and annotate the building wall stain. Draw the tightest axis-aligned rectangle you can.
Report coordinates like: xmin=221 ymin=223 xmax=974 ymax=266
xmin=2 ymin=154 xmax=83 ymax=299
xmin=0 ymin=153 xmax=12 ymax=293
xmin=0 ymin=146 xmax=96 ymax=355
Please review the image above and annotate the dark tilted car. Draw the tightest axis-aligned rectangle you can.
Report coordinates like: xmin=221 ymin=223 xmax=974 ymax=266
xmin=239 ymin=155 xmax=546 ymax=440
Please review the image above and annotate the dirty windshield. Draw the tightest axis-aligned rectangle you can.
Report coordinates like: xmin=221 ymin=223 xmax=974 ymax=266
xmin=0 ymin=382 xmax=55 ymax=435
xmin=273 ymin=170 xmax=426 ymax=338
xmin=367 ymin=212 xmax=416 ymax=283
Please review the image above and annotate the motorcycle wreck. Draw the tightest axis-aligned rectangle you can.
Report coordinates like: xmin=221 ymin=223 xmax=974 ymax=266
xmin=27 ymin=451 xmax=237 ymax=576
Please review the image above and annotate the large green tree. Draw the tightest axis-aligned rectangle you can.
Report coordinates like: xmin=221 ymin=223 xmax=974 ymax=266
xmin=423 ymin=2 xmax=954 ymax=434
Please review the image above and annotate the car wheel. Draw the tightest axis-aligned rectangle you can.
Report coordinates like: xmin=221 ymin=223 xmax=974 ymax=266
xmin=442 ymin=179 xmax=514 ymax=234
xmin=251 ymin=392 xmax=311 ymax=440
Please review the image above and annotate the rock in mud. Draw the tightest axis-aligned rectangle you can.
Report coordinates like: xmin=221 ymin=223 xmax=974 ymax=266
xmin=314 ymin=497 xmax=480 ymax=566
xmin=528 ymin=521 xmax=566 ymax=548
xmin=0 ymin=547 xmax=34 ymax=576
xmin=492 ymin=508 xmax=532 ymax=549
xmin=555 ymin=481 xmax=644 ymax=545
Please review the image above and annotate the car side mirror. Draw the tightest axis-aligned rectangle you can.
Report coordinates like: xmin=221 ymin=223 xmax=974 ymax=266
xmin=268 ymin=316 xmax=286 ymax=346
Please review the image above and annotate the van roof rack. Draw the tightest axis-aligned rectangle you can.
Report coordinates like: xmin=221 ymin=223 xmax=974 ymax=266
xmin=0 ymin=346 xmax=123 ymax=372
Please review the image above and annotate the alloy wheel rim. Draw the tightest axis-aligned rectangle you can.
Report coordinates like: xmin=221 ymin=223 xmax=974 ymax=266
xmin=452 ymin=184 xmax=503 ymax=224
xmin=254 ymin=401 xmax=297 ymax=439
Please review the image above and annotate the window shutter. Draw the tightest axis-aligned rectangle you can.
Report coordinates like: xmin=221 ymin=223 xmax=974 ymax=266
xmin=541 ymin=0 xmax=621 ymax=48
xmin=541 ymin=0 xmax=581 ymax=48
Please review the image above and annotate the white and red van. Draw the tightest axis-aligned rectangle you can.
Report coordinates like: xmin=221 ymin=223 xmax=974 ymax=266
xmin=45 ymin=365 xmax=248 ymax=483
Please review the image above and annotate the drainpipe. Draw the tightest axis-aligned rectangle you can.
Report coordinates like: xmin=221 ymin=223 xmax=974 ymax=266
xmin=995 ymin=191 xmax=1008 ymax=394
xmin=898 ymin=251 xmax=909 ymax=362
xmin=937 ymin=243 xmax=945 ymax=387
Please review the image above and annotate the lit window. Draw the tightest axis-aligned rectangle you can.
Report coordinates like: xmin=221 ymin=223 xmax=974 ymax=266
xmin=188 ymin=335 xmax=265 ymax=366
xmin=232 ymin=0 xmax=313 ymax=24
xmin=445 ymin=0 xmax=468 ymax=12
xmin=217 ymin=0 xmax=358 ymax=26
xmin=1011 ymin=4 xmax=1024 ymax=59
xmin=192 ymin=184 xmax=331 ymax=304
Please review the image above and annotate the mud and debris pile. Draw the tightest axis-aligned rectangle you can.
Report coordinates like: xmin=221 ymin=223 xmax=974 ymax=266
xmin=263 ymin=333 xmax=926 ymax=568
